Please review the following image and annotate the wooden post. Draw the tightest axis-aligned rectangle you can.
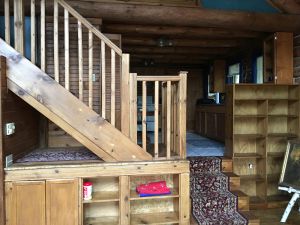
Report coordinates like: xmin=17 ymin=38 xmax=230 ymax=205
xmin=0 ymin=57 xmax=6 ymax=225
xmin=40 ymin=0 xmax=45 ymax=71
xmin=88 ymin=31 xmax=93 ymax=109
xmin=154 ymin=81 xmax=159 ymax=158
xmin=121 ymin=54 xmax=130 ymax=137
xmin=179 ymin=173 xmax=190 ymax=224
xmin=4 ymin=0 xmax=10 ymax=44
xmin=78 ymin=21 xmax=83 ymax=101
xmin=178 ymin=71 xmax=187 ymax=158
xmin=64 ymin=8 xmax=69 ymax=90
xmin=54 ymin=0 xmax=59 ymax=82
xmin=142 ymin=80 xmax=147 ymax=150
xmin=30 ymin=0 xmax=36 ymax=64
xmin=129 ymin=73 xmax=137 ymax=143
xmin=101 ymin=41 xmax=106 ymax=119
xmin=111 ymin=49 xmax=116 ymax=126
xmin=119 ymin=176 xmax=130 ymax=225
xmin=166 ymin=81 xmax=171 ymax=159
xmin=14 ymin=0 xmax=24 ymax=54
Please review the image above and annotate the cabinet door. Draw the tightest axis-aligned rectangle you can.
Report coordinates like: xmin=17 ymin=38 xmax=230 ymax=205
xmin=6 ymin=181 xmax=46 ymax=225
xmin=46 ymin=179 xmax=79 ymax=225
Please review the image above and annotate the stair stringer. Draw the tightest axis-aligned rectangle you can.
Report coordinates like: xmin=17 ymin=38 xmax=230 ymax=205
xmin=0 ymin=39 xmax=152 ymax=162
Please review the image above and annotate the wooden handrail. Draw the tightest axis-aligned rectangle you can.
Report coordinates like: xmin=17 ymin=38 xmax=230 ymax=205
xmin=137 ymin=76 xmax=181 ymax=82
xmin=57 ymin=0 xmax=122 ymax=56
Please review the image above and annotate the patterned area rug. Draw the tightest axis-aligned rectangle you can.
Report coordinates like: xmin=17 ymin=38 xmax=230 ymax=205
xmin=16 ymin=147 xmax=101 ymax=163
xmin=189 ymin=157 xmax=248 ymax=225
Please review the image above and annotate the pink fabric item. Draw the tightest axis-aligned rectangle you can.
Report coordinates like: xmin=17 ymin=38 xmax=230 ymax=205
xmin=136 ymin=181 xmax=170 ymax=194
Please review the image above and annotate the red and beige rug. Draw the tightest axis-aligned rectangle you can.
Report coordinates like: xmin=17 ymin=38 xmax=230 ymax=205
xmin=189 ymin=157 xmax=248 ymax=225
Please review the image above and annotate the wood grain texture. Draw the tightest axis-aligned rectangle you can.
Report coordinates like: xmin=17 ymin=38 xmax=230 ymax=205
xmin=4 ymin=0 xmax=10 ymax=44
xmin=6 ymin=181 xmax=46 ymax=225
xmin=1 ymin=39 xmax=151 ymax=162
xmin=46 ymin=179 xmax=78 ymax=225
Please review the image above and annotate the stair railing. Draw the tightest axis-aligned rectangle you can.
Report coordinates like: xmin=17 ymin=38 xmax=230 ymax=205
xmin=2 ymin=0 xmax=130 ymax=132
xmin=129 ymin=72 xmax=187 ymax=160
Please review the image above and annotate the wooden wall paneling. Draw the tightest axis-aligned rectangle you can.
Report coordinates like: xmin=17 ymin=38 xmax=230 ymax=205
xmin=212 ymin=60 xmax=226 ymax=93
xmin=6 ymin=181 xmax=46 ymax=225
xmin=46 ymin=179 xmax=79 ymax=225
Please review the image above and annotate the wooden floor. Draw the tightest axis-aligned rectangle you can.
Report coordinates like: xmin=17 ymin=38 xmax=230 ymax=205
xmin=252 ymin=208 xmax=300 ymax=225
xmin=191 ymin=208 xmax=300 ymax=225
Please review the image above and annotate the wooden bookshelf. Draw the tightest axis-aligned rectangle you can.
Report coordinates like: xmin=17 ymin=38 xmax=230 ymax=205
xmin=226 ymin=84 xmax=300 ymax=209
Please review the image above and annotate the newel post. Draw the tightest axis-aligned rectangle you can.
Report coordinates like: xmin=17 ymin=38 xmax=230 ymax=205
xmin=178 ymin=71 xmax=187 ymax=158
xmin=121 ymin=54 xmax=130 ymax=136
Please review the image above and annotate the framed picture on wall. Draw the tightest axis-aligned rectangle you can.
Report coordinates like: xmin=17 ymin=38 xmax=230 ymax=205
xmin=279 ymin=140 xmax=300 ymax=189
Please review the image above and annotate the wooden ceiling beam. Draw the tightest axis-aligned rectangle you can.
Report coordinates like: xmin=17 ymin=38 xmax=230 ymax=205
xmin=103 ymin=24 xmax=264 ymax=39
xmin=268 ymin=0 xmax=300 ymax=14
xmin=130 ymin=54 xmax=215 ymax=60
xmin=123 ymin=46 xmax=230 ymax=55
xmin=131 ymin=57 xmax=209 ymax=64
xmin=66 ymin=1 xmax=300 ymax=32
xmin=122 ymin=37 xmax=245 ymax=47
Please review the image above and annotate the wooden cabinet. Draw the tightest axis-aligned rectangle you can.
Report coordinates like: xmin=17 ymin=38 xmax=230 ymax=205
xmin=5 ymin=181 xmax=46 ymax=225
xmin=226 ymin=84 xmax=300 ymax=208
xmin=264 ymin=32 xmax=293 ymax=84
xmin=5 ymin=179 xmax=79 ymax=225
xmin=212 ymin=60 xmax=226 ymax=93
xmin=195 ymin=104 xmax=225 ymax=142
xmin=46 ymin=180 xmax=79 ymax=225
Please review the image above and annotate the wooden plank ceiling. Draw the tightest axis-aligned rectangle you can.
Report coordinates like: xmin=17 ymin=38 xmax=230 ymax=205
xmin=64 ymin=0 xmax=300 ymax=69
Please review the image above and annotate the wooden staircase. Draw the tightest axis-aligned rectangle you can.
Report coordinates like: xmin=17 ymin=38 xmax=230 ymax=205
xmin=222 ymin=158 xmax=260 ymax=225
xmin=0 ymin=39 xmax=151 ymax=162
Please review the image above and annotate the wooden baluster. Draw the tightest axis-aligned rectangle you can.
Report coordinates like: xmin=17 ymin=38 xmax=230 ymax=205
xmin=14 ymin=0 xmax=24 ymax=54
xmin=121 ymin=54 xmax=130 ymax=136
xmin=53 ymin=0 xmax=59 ymax=82
xmin=161 ymin=83 xmax=165 ymax=145
xmin=78 ymin=21 xmax=83 ymax=101
xmin=88 ymin=31 xmax=93 ymax=109
xmin=4 ymin=0 xmax=10 ymax=44
xmin=111 ymin=49 xmax=116 ymax=126
xmin=171 ymin=83 xmax=174 ymax=155
xmin=129 ymin=73 xmax=137 ymax=143
xmin=154 ymin=81 xmax=159 ymax=158
xmin=101 ymin=40 xmax=106 ymax=118
xmin=173 ymin=83 xmax=178 ymax=155
xmin=64 ymin=8 xmax=69 ymax=90
xmin=166 ymin=81 xmax=171 ymax=159
xmin=30 ymin=0 xmax=36 ymax=64
xmin=142 ymin=81 xmax=147 ymax=150
xmin=40 ymin=0 xmax=45 ymax=70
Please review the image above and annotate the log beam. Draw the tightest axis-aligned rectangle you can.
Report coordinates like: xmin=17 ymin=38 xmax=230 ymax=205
xmin=103 ymin=24 xmax=264 ymax=39
xmin=122 ymin=37 xmax=244 ymax=47
xmin=268 ymin=0 xmax=300 ymax=14
xmin=66 ymin=1 xmax=300 ymax=31
xmin=123 ymin=46 xmax=230 ymax=55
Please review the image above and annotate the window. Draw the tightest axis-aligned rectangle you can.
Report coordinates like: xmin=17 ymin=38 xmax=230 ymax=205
xmin=256 ymin=56 xmax=263 ymax=84
xmin=228 ymin=63 xmax=240 ymax=84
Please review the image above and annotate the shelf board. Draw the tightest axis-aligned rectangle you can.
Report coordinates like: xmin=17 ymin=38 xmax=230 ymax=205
xmin=85 ymin=216 xmax=119 ymax=225
xmin=83 ymin=191 xmax=119 ymax=204
xmin=268 ymin=133 xmax=298 ymax=138
xmin=267 ymin=152 xmax=284 ymax=158
xmin=268 ymin=114 xmax=298 ymax=118
xmin=267 ymin=173 xmax=281 ymax=183
xmin=234 ymin=134 xmax=265 ymax=139
xmin=131 ymin=212 xmax=179 ymax=225
xmin=235 ymin=114 xmax=266 ymax=118
xmin=130 ymin=189 xmax=179 ymax=200
xmin=240 ymin=175 xmax=265 ymax=182
xmin=234 ymin=153 xmax=263 ymax=159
